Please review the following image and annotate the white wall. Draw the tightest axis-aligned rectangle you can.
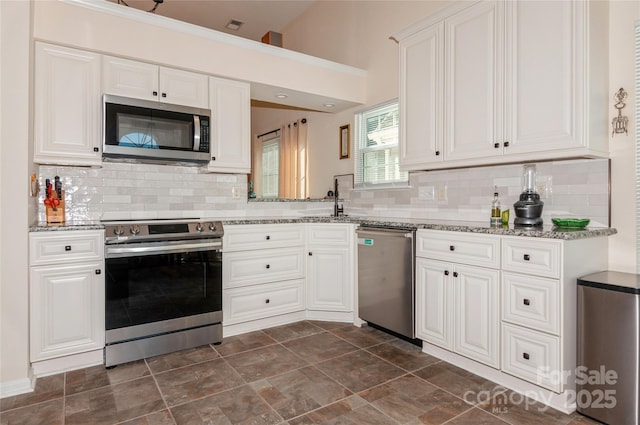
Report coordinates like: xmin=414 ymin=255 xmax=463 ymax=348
xmin=0 ymin=0 xmax=32 ymax=396
xmin=608 ymin=1 xmax=639 ymax=273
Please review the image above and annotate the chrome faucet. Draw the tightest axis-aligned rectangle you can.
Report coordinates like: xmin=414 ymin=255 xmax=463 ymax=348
xmin=333 ymin=178 xmax=344 ymax=217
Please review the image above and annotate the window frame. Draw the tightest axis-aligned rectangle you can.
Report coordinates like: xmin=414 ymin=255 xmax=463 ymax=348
xmin=260 ymin=134 xmax=280 ymax=198
xmin=354 ymin=99 xmax=408 ymax=189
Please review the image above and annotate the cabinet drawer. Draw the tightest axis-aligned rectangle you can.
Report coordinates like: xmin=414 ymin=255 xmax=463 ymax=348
xmin=223 ymin=279 xmax=305 ymax=324
xmin=502 ymin=323 xmax=561 ymax=392
xmin=502 ymin=238 xmax=561 ymax=278
xmin=223 ymin=224 xmax=304 ymax=252
xmin=223 ymin=247 xmax=304 ymax=288
xmin=416 ymin=230 xmax=500 ymax=269
xmin=502 ymin=272 xmax=559 ymax=335
xmin=307 ymin=223 xmax=353 ymax=245
xmin=30 ymin=230 xmax=104 ymax=266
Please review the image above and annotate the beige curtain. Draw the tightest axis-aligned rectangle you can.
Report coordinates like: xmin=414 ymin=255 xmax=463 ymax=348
xmin=279 ymin=119 xmax=308 ymax=198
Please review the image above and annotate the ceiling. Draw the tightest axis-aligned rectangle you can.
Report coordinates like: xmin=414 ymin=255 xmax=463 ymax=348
xmin=107 ymin=0 xmax=316 ymax=43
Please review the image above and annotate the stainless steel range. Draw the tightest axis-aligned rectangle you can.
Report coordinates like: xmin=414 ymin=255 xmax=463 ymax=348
xmin=103 ymin=219 xmax=223 ymax=367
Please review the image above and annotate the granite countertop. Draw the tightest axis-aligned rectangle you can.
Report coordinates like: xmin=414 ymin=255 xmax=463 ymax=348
xmin=30 ymin=216 xmax=617 ymax=240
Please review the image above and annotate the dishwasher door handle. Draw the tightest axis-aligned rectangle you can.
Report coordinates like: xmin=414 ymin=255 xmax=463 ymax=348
xmin=356 ymin=229 xmax=415 ymax=239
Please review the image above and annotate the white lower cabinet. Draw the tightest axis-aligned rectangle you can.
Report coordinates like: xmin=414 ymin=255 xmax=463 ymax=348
xmin=499 ymin=236 xmax=568 ymax=393
xmin=416 ymin=255 xmax=500 ymax=368
xmin=418 ymin=230 xmax=609 ymax=412
xmin=222 ymin=223 xmax=355 ymax=332
xmin=29 ymin=231 xmax=105 ymax=364
xmin=222 ymin=225 xmax=305 ymax=327
xmin=306 ymin=224 xmax=354 ymax=313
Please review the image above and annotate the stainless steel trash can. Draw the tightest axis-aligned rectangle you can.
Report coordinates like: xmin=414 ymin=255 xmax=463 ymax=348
xmin=577 ymin=271 xmax=640 ymax=425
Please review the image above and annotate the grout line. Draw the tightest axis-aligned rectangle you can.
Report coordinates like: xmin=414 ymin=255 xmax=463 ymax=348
xmin=144 ymin=357 xmax=179 ymax=425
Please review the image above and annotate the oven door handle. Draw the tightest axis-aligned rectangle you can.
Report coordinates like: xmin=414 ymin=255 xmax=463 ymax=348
xmin=105 ymin=240 xmax=222 ymax=258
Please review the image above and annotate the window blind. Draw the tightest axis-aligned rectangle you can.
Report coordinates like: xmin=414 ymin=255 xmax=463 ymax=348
xmin=354 ymin=99 xmax=408 ymax=188
xmin=261 ymin=136 xmax=280 ymax=198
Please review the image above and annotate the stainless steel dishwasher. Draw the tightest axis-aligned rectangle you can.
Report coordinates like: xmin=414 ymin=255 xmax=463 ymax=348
xmin=356 ymin=226 xmax=415 ymax=339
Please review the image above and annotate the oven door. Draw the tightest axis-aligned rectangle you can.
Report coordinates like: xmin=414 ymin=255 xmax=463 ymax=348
xmin=104 ymin=239 xmax=222 ymax=344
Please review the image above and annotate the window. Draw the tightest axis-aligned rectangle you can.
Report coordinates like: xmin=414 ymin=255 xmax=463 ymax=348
xmin=261 ymin=136 xmax=279 ymax=198
xmin=354 ymin=100 xmax=408 ymax=188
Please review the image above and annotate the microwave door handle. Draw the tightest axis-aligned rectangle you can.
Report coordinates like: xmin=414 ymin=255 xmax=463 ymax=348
xmin=193 ymin=115 xmax=201 ymax=151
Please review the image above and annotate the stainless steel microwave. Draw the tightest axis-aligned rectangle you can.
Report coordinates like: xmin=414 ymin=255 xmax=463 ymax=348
xmin=103 ymin=94 xmax=211 ymax=165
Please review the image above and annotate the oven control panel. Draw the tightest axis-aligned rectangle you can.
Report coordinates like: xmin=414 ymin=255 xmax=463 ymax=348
xmin=104 ymin=220 xmax=224 ymax=244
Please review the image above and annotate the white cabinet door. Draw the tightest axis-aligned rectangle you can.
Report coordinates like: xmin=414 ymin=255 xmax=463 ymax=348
xmin=207 ymin=77 xmax=251 ymax=173
xmin=102 ymin=55 xmax=159 ymax=101
xmin=306 ymin=224 xmax=354 ymax=313
xmin=159 ymin=67 xmax=209 ymax=109
xmin=416 ymin=258 xmax=453 ymax=350
xmin=454 ymin=264 xmax=500 ymax=368
xmin=444 ymin=1 xmax=503 ymax=162
xmin=503 ymin=1 xmax=583 ymax=155
xmin=307 ymin=247 xmax=352 ymax=311
xmin=103 ymin=56 xmax=208 ymax=108
xmin=34 ymin=43 xmax=102 ymax=166
xmin=399 ymin=22 xmax=444 ymax=169
xmin=30 ymin=261 xmax=105 ymax=362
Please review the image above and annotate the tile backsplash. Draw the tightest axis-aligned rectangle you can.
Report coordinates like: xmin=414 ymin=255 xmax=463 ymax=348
xmin=37 ymin=158 xmax=610 ymax=227
xmin=36 ymin=162 xmax=331 ymax=222
xmin=345 ymin=158 xmax=610 ymax=227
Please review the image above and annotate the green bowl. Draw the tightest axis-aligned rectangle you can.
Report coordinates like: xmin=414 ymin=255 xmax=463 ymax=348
xmin=551 ymin=218 xmax=590 ymax=228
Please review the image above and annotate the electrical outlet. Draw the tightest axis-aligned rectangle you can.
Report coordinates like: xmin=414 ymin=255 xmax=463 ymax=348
xmin=232 ymin=187 xmax=242 ymax=199
xmin=437 ymin=185 xmax=448 ymax=201
xmin=419 ymin=186 xmax=435 ymax=201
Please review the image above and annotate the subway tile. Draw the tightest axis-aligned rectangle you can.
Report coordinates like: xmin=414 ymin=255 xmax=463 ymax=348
xmin=36 ymin=158 xmax=609 ymax=223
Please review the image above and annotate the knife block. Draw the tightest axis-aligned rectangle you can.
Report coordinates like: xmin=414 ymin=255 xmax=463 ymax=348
xmin=46 ymin=191 xmax=65 ymax=224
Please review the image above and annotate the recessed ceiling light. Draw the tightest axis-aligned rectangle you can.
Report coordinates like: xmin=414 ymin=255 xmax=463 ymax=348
xmin=275 ymin=93 xmax=288 ymax=99
xmin=323 ymin=103 xmax=336 ymax=108
xmin=225 ymin=19 xmax=244 ymax=31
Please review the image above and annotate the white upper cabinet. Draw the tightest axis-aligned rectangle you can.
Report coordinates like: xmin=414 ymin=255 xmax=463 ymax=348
xmin=207 ymin=76 xmax=251 ymax=173
xmin=34 ymin=42 xmax=102 ymax=166
xmin=503 ymin=1 xmax=595 ymax=156
xmin=103 ymin=55 xmax=209 ymax=109
xmin=399 ymin=23 xmax=444 ymax=167
xmin=444 ymin=0 xmax=503 ymax=162
xmin=396 ymin=0 xmax=608 ymax=171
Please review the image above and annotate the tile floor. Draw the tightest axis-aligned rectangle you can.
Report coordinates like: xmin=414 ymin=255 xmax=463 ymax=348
xmin=0 ymin=321 xmax=601 ymax=425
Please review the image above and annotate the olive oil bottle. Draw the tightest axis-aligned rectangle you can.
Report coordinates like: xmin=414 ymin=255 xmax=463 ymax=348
xmin=490 ymin=187 xmax=501 ymax=227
